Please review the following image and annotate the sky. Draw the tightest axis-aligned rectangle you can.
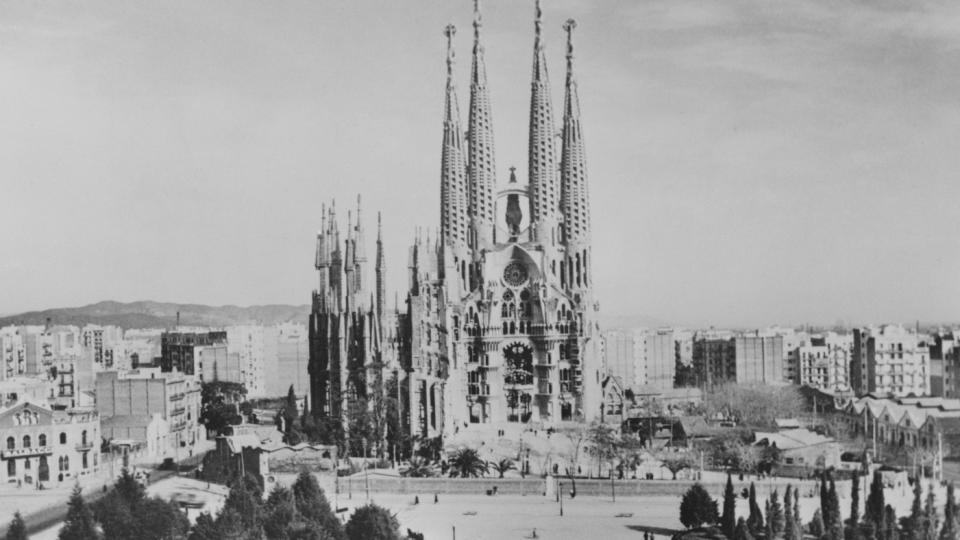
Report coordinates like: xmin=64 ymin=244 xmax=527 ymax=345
xmin=0 ymin=0 xmax=958 ymax=328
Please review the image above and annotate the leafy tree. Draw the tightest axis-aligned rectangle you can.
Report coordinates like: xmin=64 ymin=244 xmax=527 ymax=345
xmin=488 ymin=458 xmax=516 ymax=479
xmin=721 ymin=473 xmax=737 ymax=539
xmin=5 ymin=512 xmax=27 ymax=540
xmin=940 ymin=483 xmax=958 ymax=540
xmin=734 ymin=517 xmax=754 ymax=540
xmin=758 ymin=444 xmax=782 ymax=476
xmin=747 ymin=482 xmax=764 ymax=537
xmin=59 ymin=485 xmax=98 ymax=540
xmin=136 ymin=498 xmax=190 ymax=540
xmin=702 ymin=383 xmax=803 ymax=428
xmin=661 ymin=453 xmax=697 ymax=480
xmin=680 ymin=483 xmax=720 ymax=529
xmin=188 ymin=512 xmax=219 ymax=540
xmin=344 ymin=504 xmax=402 ymax=540
xmin=768 ymin=489 xmax=784 ymax=539
xmin=448 ymin=448 xmax=488 ymax=478
xmin=201 ymin=381 xmax=247 ymax=435
xmin=292 ymin=470 xmax=344 ymax=540
xmin=222 ymin=474 xmax=264 ymax=532
xmin=586 ymin=422 xmax=620 ymax=478
xmin=810 ymin=509 xmax=826 ymax=540
xmin=214 ymin=507 xmax=259 ymax=540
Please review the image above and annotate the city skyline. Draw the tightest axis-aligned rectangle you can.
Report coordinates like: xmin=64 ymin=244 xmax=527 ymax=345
xmin=2 ymin=0 xmax=959 ymax=328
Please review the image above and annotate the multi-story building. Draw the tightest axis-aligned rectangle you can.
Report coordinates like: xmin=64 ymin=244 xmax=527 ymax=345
xmin=80 ymin=325 xmax=123 ymax=368
xmin=160 ymin=331 xmax=227 ymax=376
xmin=798 ymin=333 xmax=852 ymax=392
xmin=602 ymin=330 xmax=635 ymax=388
xmin=734 ymin=335 xmax=784 ymax=384
xmin=852 ymin=325 xmax=930 ymax=397
xmin=195 ymin=344 xmax=240 ymax=385
xmin=602 ymin=329 xmax=675 ymax=391
xmin=226 ymin=326 xmax=267 ymax=398
xmin=269 ymin=322 xmax=309 ymax=398
xmin=95 ymin=369 xmax=202 ymax=458
xmin=930 ymin=331 xmax=958 ymax=398
xmin=1 ymin=399 xmax=100 ymax=486
xmin=692 ymin=332 xmax=736 ymax=388
xmin=0 ymin=327 xmax=26 ymax=381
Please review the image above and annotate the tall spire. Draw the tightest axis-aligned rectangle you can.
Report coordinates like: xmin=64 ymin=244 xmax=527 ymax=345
xmin=528 ymin=0 xmax=559 ymax=242
xmin=375 ymin=211 xmax=385 ymax=322
xmin=560 ymin=18 xmax=590 ymax=246
xmin=441 ymin=24 xmax=469 ymax=249
xmin=467 ymin=0 xmax=496 ymax=251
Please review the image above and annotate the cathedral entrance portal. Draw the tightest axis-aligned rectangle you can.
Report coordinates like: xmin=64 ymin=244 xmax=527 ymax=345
xmin=503 ymin=342 xmax=534 ymax=423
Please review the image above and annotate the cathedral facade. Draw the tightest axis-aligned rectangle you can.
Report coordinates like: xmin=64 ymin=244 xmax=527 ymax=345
xmin=308 ymin=1 xmax=602 ymax=447
xmin=404 ymin=1 xmax=602 ymax=439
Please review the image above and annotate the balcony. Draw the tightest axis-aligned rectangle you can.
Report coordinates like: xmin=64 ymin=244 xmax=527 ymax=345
xmin=169 ymin=393 xmax=185 ymax=402
xmin=75 ymin=442 xmax=94 ymax=452
xmin=536 ymin=382 xmax=553 ymax=395
xmin=2 ymin=446 xmax=53 ymax=459
xmin=467 ymin=384 xmax=490 ymax=397
xmin=170 ymin=407 xmax=186 ymax=417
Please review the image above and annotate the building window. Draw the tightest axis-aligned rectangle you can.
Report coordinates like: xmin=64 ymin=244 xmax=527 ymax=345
xmin=82 ymin=431 xmax=87 ymax=446
xmin=60 ymin=433 xmax=67 ymax=445
xmin=22 ymin=436 xmax=30 ymax=448
xmin=7 ymin=460 xmax=14 ymax=477
xmin=82 ymin=453 xmax=88 ymax=469
xmin=39 ymin=434 xmax=46 ymax=447
xmin=5 ymin=437 xmax=13 ymax=450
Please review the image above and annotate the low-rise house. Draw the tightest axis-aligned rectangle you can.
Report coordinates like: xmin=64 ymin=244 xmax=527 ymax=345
xmin=201 ymin=433 xmax=337 ymax=485
xmin=1 ymin=399 xmax=100 ymax=486
xmin=753 ymin=428 xmax=841 ymax=471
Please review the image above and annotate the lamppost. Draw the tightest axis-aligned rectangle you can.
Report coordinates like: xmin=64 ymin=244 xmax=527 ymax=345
xmin=559 ymin=481 xmax=564 ymax=516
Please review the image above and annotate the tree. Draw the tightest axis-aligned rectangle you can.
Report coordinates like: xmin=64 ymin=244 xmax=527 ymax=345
xmin=922 ymin=484 xmax=939 ymax=540
xmin=901 ymin=478 xmax=922 ymax=540
xmin=734 ymin=517 xmax=754 ymax=540
xmin=784 ymin=486 xmax=796 ymax=540
xmin=702 ymin=383 xmax=803 ymax=428
xmin=264 ymin=485 xmax=298 ymax=540
xmin=721 ymin=473 xmax=737 ymax=539
xmin=201 ymin=381 xmax=247 ymax=435
xmin=136 ymin=498 xmax=190 ymax=540
xmin=866 ymin=471 xmax=885 ymax=536
xmin=792 ymin=484 xmax=802 ymax=540
xmin=680 ymin=483 xmax=720 ymax=529
xmin=940 ymin=483 xmax=958 ymax=540
xmin=810 ymin=509 xmax=826 ymax=540
xmin=747 ymin=482 xmax=764 ymax=537
xmin=661 ymin=453 xmax=696 ymax=480
xmin=292 ymin=470 xmax=344 ymax=540
xmin=222 ymin=474 xmax=264 ymax=533
xmin=768 ymin=489 xmax=784 ymax=539
xmin=828 ymin=477 xmax=843 ymax=540
xmin=400 ymin=458 xmax=435 ymax=478
xmin=188 ymin=512 xmax=219 ymax=540
xmin=883 ymin=505 xmax=898 ymax=540
xmin=448 ymin=448 xmax=488 ymax=478
xmin=489 ymin=458 xmax=516 ymax=479
xmin=850 ymin=474 xmax=861 ymax=531
xmin=344 ymin=504 xmax=402 ymax=540
xmin=59 ymin=485 xmax=98 ymax=540
xmin=586 ymin=422 xmax=620 ymax=478
xmin=5 ymin=512 xmax=27 ymax=540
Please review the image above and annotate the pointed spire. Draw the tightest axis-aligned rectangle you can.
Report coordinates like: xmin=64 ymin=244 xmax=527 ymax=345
xmin=561 ymin=18 xmax=589 ymax=245
xmin=528 ymin=0 xmax=559 ymax=240
xmin=467 ymin=0 xmax=496 ymax=251
xmin=355 ymin=194 xmax=367 ymax=263
xmin=375 ymin=211 xmax=385 ymax=322
xmin=441 ymin=24 xmax=469 ymax=249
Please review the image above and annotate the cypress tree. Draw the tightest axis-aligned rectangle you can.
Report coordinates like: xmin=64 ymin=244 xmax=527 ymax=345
xmin=793 ymin=484 xmax=803 ymax=540
xmin=5 ymin=512 xmax=27 ymax=540
xmin=851 ymin=474 xmax=861 ymax=529
xmin=766 ymin=499 xmax=776 ymax=540
xmin=810 ymin=508 xmax=826 ymax=540
xmin=784 ymin=486 xmax=795 ymax=540
xmin=822 ymin=476 xmax=832 ymax=527
xmin=59 ymin=485 xmax=98 ymax=540
xmin=866 ymin=471 xmax=886 ymax=536
xmin=940 ymin=483 xmax=958 ymax=540
xmin=769 ymin=489 xmax=785 ymax=538
xmin=735 ymin=517 xmax=755 ymax=540
xmin=903 ymin=478 xmax=922 ymax=540
xmin=828 ymin=477 xmax=843 ymax=540
xmin=748 ymin=482 xmax=765 ymax=536
xmin=722 ymin=473 xmax=737 ymax=539
xmin=883 ymin=505 xmax=898 ymax=540
xmin=923 ymin=484 xmax=939 ymax=540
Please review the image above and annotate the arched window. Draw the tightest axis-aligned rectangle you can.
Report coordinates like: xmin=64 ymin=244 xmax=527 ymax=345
xmin=5 ymin=437 xmax=13 ymax=450
xmin=82 ymin=431 xmax=88 ymax=446
xmin=7 ymin=460 xmax=14 ymax=477
xmin=63 ymin=456 xmax=69 ymax=471
xmin=59 ymin=433 xmax=67 ymax=445
xmin=22 ymin=436 xmax=30 ymax=448
xmin=82 ymin=453 xmax=88 ymax=469
xmin=58 ymin=457 xmax=64 ymax=471
xmin=39 ymin=434 xmax=46 ymax=447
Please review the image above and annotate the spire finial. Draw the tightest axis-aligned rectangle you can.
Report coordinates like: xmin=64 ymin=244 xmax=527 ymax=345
xmin=444 ymin=24 xmax=456 ymax=78
xmin=473 ymin=0 xmax=482 ymax=33
xmin=356 ymin=194 xmax=362 ymax=224
xmin=564 ymin=18 xmax=576 ymax=68
xmin=509 ymin=166 xmax=517 ymax=183
xmin=535 ymin=0 xmax=543 ymax=40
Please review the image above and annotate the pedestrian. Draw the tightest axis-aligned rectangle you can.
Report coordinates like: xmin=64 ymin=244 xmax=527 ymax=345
xmin=414 ymin=495 xmax=419 ymax=505
xmin=434 ymin=493 xmax=438 ymax=503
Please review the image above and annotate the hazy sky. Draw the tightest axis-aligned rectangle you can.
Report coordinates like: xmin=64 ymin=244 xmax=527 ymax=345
xmin=1 ymin=0 xmax=958 ymax=327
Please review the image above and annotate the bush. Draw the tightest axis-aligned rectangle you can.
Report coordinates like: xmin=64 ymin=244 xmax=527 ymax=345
xmin=680 ymin=483 xmax=720 ymax=529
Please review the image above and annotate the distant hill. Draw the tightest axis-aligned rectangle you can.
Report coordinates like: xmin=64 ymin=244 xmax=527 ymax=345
xmin=599 ymin=313 xmax=671 ymax=331
xmin=0 ymin=301 xmax=310 ymax=330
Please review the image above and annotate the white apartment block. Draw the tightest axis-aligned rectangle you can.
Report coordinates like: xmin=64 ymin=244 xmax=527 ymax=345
xmin=798 ymin=332 xmax=852 ymax=392
xmin=853 ymin=325 xmax=930 ymax=397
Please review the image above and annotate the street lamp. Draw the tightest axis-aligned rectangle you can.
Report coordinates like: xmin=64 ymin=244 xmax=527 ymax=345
xmin=559 ymin=481 xmax=564 ymax=516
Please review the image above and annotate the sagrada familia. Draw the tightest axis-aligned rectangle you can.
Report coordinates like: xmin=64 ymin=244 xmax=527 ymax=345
xmin=308 ymin=0 xmax=601 ymax=449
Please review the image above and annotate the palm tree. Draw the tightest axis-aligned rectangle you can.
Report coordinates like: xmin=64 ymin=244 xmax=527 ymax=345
xmin=489 ymin=458 xmax=516 ymax=479
xmin=448 ymin=448 xmax=488 ymax=478
xmin=401 ymin=457 xmax=436 ymax=478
